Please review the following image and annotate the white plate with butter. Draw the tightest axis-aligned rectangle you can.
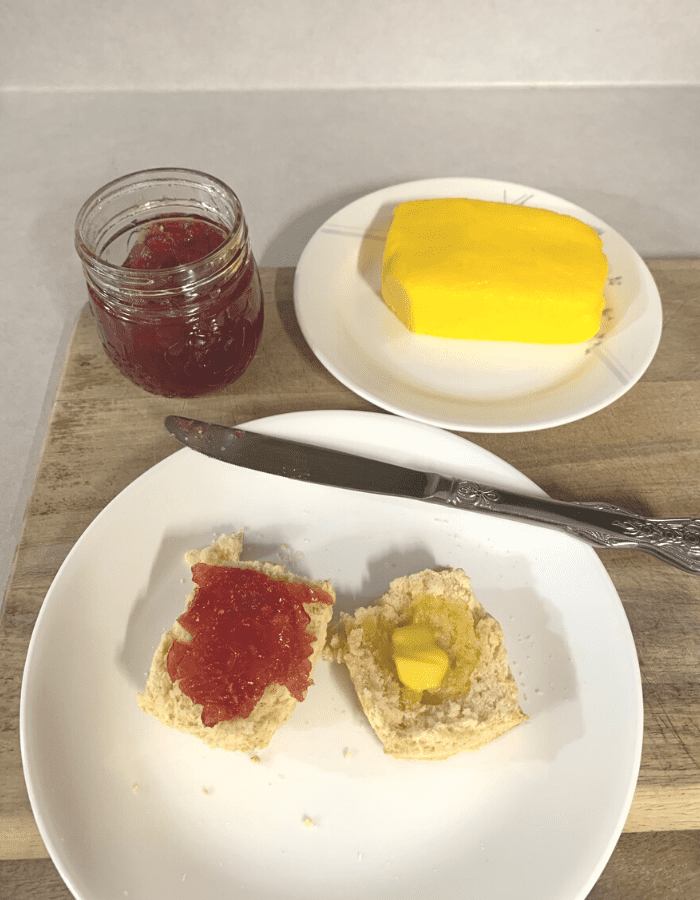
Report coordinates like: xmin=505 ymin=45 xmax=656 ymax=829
xmin=21 ymin=410 xmax=642 ymax=900
xmin=294 ymin=178 xmax=662 ymax=432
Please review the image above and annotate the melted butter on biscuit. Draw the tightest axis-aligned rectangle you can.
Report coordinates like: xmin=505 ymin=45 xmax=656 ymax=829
xmin=392 ymin=624 xmax=450 ymax=692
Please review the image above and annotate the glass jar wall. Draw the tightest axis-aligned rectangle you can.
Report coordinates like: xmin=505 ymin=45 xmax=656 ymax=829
xmin=75 ymin=168 xmax=264 ymax=398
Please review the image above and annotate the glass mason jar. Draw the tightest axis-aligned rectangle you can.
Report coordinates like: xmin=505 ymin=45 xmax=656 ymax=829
xmin=75 ymin=168 xmax=264 ymax=398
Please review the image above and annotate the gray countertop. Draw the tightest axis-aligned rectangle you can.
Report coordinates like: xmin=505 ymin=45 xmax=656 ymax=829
xmin=1 ymin=84 xmax=700 ymax=602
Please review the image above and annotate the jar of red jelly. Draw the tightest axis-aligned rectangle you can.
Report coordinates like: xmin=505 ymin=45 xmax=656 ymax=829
xmin=74 ymin=168 xmax=264 ymax=397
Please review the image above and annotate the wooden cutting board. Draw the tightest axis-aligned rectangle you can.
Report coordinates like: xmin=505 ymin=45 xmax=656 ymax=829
xmin=2 ymin=263 xmax=700 ymax=862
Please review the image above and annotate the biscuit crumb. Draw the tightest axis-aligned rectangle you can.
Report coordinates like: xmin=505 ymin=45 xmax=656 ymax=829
xmin=132 ymin=784 xmax=139 ymax=793
xmin=249 ymin=754 xmax=261 ymax=764
xmin=302 ymin=816 xmax=315 ymax=828
xmin=202 ymin=787 xmax=211 ymax=795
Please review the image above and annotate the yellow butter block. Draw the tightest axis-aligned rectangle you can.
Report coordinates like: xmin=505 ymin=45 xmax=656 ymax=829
xmin=381 ymin=198 xmax=608 ymax=344
xmin=391 ymin=624 xmax=450 ymax=692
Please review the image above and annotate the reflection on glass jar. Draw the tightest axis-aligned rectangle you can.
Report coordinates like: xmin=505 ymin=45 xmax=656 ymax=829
xmin=74 ymin=168 xmax=264 ymax=398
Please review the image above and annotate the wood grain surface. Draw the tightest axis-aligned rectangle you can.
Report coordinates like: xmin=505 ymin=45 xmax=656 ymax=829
xmin=2 ymin=263 xmax=699 ymax=898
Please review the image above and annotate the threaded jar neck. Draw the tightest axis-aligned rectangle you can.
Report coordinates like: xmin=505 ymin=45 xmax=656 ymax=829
xmin=75 ymin=168 xmax=251 ymax=317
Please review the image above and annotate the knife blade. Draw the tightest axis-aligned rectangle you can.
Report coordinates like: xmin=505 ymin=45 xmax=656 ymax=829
xmin=165 ymin=415 xmax=700 ymax=575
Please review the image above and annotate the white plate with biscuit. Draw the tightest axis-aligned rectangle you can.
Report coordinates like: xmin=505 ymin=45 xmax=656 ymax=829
xmin=294 ymin=178 xmax=663 ymax=432
xmin=21 ymin=410 xmax=643 ymax=900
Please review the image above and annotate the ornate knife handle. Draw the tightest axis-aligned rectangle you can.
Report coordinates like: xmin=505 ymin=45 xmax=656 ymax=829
xmin=434 ymin=479 xmax=700 ymax=575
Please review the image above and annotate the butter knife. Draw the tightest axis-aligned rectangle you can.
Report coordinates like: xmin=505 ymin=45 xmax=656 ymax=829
xmin=165 ymin=415 xmax=700 ymax=575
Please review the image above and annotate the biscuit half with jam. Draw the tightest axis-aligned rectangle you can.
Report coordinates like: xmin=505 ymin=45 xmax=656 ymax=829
xmin=138 ymin=531 xmax=335 ymax=751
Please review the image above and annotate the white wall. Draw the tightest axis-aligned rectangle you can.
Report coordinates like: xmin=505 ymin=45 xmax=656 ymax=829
xmin=2 ymin=0 xmax=699 ymax=90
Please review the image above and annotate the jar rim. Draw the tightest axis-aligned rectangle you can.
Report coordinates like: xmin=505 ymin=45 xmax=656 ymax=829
xmin=74 ymin=167 xmax=246 ymax=278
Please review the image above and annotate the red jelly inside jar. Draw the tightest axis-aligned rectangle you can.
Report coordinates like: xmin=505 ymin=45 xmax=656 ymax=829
xmin=122 ymin=216 xmax=229 ymax=270
xmin=86 ymin=214 xmax=263 ymax=398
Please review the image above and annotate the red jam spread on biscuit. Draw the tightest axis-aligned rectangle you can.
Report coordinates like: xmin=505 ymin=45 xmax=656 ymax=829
xmin=166 ymin=564 xmax=333 ymax=726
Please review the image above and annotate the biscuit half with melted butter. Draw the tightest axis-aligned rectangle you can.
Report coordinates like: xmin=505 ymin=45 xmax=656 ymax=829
xmin=330 ymin=567 xmax=527 ymax=760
